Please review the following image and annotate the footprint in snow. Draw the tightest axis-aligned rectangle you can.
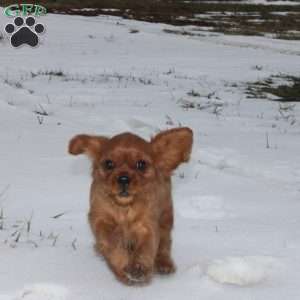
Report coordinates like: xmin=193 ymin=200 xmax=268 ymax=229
xmin=13 ymin=284 xmax=68 ymax=300
xmin=206 ymin=256 xmax=280 ymax=286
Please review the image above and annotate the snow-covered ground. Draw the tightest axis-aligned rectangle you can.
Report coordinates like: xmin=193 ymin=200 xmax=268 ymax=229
xmin=0 ymin=9 xmax=300 ymax=300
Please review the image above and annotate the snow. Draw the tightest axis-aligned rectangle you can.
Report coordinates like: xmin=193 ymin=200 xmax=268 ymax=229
xmin=0 ymin=8 xmax=300 ymax=300
xmin=207 ymin=256 xmax=279 ymax=286
xmin=13 ymin=284 xmax=68 ymax=300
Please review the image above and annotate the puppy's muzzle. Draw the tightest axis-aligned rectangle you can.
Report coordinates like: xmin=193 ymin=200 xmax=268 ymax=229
xmin=117 ymin=175 xmax=130 ymax=197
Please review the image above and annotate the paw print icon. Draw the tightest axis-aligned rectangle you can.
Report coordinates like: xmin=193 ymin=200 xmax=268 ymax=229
xmin=4 ymin=16 xmax=45 ymax=48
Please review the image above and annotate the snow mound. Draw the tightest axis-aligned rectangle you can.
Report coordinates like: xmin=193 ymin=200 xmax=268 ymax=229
xmin=207 ymin=256 xmax=278 ymax=286
xmin=14 ymin=284 xmax=69 ymax=300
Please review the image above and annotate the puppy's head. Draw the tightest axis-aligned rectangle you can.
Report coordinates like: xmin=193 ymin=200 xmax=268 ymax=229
xmin=69 ymin=127 xmax=193 ymax=206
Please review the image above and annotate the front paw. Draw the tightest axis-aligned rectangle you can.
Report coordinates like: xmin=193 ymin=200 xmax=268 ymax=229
xmin=155 ymin=256 xmax=176 ymax=275
xmin=124 ymin=262 xmax=152 ymax=284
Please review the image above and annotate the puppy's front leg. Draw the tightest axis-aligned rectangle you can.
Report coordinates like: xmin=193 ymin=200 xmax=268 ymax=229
xmin=124 ymin=222 xmax=158 ymax=284
xmin=89 ymin=214 xmax=130 ymax=284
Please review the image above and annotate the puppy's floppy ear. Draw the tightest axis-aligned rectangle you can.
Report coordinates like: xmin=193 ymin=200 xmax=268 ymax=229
xmin=68 ymin=134 xmax=108 ymax=161
xmin=151 ymin=127 xmax=193 ymax=176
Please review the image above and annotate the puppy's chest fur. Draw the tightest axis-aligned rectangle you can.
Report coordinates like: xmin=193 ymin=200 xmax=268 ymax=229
xmin=89 ymin=177 xmax=170 ymax=245
xmin=111 ymin=204 xmax=145 ymax=228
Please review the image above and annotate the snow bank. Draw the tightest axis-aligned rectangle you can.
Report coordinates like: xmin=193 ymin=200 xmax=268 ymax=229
xmin=207 ymin=256 xmax=278 ymax=286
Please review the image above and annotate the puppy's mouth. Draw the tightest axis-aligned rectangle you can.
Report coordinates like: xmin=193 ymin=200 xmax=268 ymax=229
xmin=119 ymin=187 xmax=129 ymax=198
xmin=115 ymin=194 xmax=134 ymax=206
xmin=114 ymin=186 xmax=134 ymax=206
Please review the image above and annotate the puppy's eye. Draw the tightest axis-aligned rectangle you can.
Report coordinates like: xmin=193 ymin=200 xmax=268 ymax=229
xmin=104 ymin=159 xmax=114 ymax=170
xmin=136 ymin=160 xmax=146 ymax=171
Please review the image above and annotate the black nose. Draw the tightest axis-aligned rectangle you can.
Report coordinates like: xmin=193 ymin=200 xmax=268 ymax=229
xmin=118 ymin=175 xmax=130 ymax=186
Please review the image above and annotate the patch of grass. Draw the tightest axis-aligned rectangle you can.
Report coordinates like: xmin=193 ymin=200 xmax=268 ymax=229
xmin=31 ymin=70 xmax=66 ymax=78
xmin=187 ymin=89 xmax=201 ymax=97
xmin=129 ymin=28 xmax=139 ymax=34
xmin=214 ymin=12 xmax=300 ymax=37
xmin=163 ymin=28 xmax=205 ymax=37
xmin=3 ymin=78 xmax=23 ymax=89
xmin=180 ymin=98 xmax=225 ymax=117
xmin=33 ymin=104 xmax=50 ymax=116
xmin=28 ymin=70 xmax=154 ymax=87
xmin=275 ymin=32 xmax=300 ymax=40
xmin=247 ymin=75 xmax=300 ymax=102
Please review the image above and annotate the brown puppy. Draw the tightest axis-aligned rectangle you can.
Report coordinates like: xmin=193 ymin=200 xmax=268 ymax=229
xmin=68 ymin=127 xmax=193 ymax=285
